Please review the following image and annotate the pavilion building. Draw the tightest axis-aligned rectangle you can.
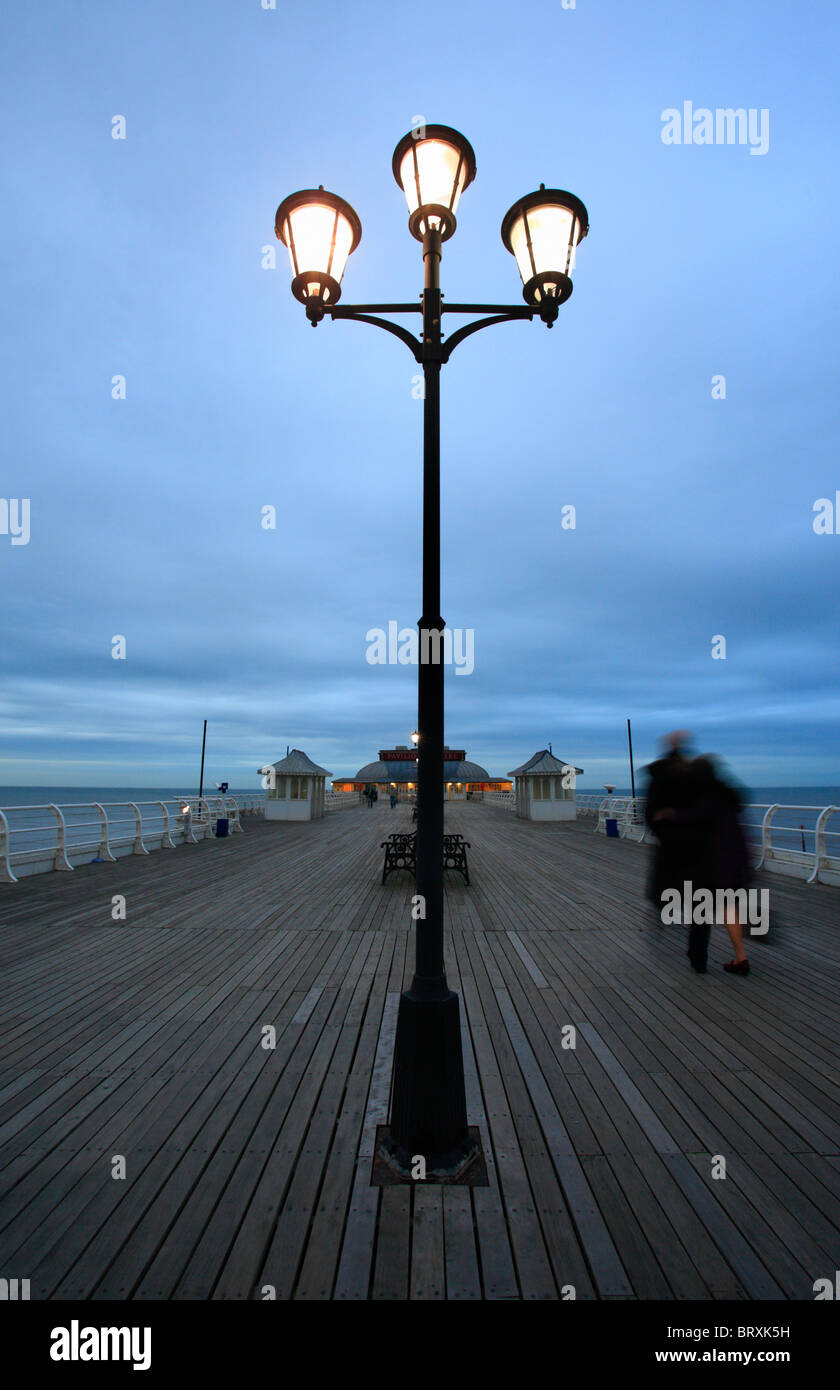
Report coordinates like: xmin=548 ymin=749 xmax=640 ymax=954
xmin=508 ymin=749 xmax=584 ymax=820
xmin=258 ymin=748 xmax=331 ymax=821
xmin=332 ymin=746 xmax=512 ymax=801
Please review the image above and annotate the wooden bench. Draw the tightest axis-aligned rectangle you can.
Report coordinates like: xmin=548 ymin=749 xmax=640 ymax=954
xmin=380 ymin=831 xmax=471 ymax=886
xmin=443 ymin=832 xmax=471 ymax=885
xmin=380 ymin=833 xmax=417 ymax=884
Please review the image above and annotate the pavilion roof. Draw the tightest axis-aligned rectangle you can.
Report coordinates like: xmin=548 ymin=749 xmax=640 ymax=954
xmin=507 ymin=749 xmax=584 ymax=777
xmin=259 ymin=748 xmax=331 ymax=777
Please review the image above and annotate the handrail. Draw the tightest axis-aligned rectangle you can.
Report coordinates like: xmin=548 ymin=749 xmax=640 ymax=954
xmin=1 ymin=793 xmax=836 ymax=888
xmin=484 ymin=791 xmax=516 ymax=809
xmin=576 ymin=795 xmax=840 ymax=887
xmin=325 ymin=791 xmax=360 ymax=811
xmin=0 ymin=793 xmax=265 ymax=882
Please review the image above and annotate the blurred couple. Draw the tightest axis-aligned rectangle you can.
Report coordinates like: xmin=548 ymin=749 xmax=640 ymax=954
xmin=644 ymin=731 xmax=753 ymax=975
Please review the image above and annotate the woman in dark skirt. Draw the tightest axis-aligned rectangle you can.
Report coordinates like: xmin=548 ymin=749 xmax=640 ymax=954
xmin=695 ymin=756 xmax=752 ymax=975
xmin=670 ymin=757 xmax=751 ymax=975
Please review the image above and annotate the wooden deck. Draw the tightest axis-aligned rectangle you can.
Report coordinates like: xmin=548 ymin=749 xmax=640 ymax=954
xmin=1 ymin=800 xmax=839 ymax=1301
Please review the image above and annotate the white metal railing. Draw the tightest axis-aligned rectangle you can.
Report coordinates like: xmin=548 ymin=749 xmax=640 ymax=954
xmin=744 ymin=804 xmax=840 ymax=887
xmin=177 ymin=795 xmax=243 ymax=839
xmin=594 ymin=796 xmax=647 ymax=842
xmin=483 ymin=791 xmax=516 ymax=809
xmin=325 ymin=791 xmax=361 ymax=811
xmin=575 ymin=795 xmax=840 ymax=888
xmin=0 ymin=793 xmax=264 ymax=884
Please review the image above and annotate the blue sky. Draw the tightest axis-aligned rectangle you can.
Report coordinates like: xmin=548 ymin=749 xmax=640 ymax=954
xmin=2 ymin=0 xmax=838 ymax=791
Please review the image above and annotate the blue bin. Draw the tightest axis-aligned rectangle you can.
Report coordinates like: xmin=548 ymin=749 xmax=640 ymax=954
xmin=216 ymin=817 xmax=229 ymax=838
xmin=605 ymin=818 xmax=619 ymax=838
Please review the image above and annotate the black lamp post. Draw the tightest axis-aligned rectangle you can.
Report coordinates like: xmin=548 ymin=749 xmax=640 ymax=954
xmin=275 ymin=126 xmax=588 ymax=1179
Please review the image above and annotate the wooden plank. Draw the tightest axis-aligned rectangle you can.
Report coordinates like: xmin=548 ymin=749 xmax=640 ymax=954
xmin=505 ymin=931 xmax=549 ymax=988
xmin=332 ymin=990 xmax=399 ymax=1300
xmin=442 ymin=1188 xmax=481 ymax=1300
xmin=372 ymin=1186 xmax=410 ymax=1300
xmin=410 ymin=1186 xmax=445 ymax=1300
xmin=294 ymin=938 xmax=398 ymax=1299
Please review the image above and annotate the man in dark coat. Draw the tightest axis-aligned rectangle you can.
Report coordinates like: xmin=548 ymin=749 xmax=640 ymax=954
xmin=644 ymin=731 xmax=702 ymax=903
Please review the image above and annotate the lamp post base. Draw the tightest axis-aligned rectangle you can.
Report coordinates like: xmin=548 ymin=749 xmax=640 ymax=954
xmin=381 ymin=987 xmax=479 ymax=1181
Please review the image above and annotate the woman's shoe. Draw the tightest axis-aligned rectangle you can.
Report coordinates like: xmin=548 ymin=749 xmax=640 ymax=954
xmin=724 ymin=959 xmax=750 ymax=976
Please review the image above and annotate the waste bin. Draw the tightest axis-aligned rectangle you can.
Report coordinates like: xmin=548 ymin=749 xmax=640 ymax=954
xmin=216 ymin=817 xmax=229 ymax=838
xmin=605 ymin=817 xmax=619 ymax=838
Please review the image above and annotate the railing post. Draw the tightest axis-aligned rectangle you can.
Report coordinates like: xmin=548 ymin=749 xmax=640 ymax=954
xmin=128 ymin=803 xmax=149 ymax=856
xmin=157 ymin=801 xmax=176 ymax=849
xmin=807 ymin=805 xmax=837 ymax=885
xmin=180 ymin=803 xmax=197 ymax=844
xmin=92 ymin=803 xmax=117 ymax=862
xmin=0 ymin=811 xmax=18 ymax=883
xmin=49 ymin=804 xmax=74 ymax=871
xmin=756 ymin=804 xmax=780 ymax=870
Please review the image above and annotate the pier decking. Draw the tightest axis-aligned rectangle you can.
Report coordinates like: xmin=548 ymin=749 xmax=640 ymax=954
xmin=1 ymin=801 xmax=838 ymax=1301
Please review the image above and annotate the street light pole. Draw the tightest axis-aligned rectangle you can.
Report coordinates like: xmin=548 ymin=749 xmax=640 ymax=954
xmin=383 ymin=225 xmax=475 ymax=1177
xmin=415 ymin=225 xmax=445 ymax=994
xmin=273 ymin=126 xmax=588 ymax=1181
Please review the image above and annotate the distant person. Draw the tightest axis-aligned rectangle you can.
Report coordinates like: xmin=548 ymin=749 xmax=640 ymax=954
xmin=390 ymin=791 xmax=397 ymax=810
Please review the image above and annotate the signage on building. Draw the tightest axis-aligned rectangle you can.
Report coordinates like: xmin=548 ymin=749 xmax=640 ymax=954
xmin=379 ymin=749 xmax=466 ymax=762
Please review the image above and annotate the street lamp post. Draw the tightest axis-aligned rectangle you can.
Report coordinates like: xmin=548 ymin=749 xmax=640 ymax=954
xmin=275 ymin=126 xmax=588 ymax=1180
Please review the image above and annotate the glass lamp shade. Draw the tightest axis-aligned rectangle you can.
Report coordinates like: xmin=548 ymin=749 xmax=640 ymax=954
xmin=392 ymin=125 xmax=476 ymax=241
xmin=275 ymin=186 xmax=361 ymax=317
xmin=501 ymin=186 xmax=589 ymax=316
